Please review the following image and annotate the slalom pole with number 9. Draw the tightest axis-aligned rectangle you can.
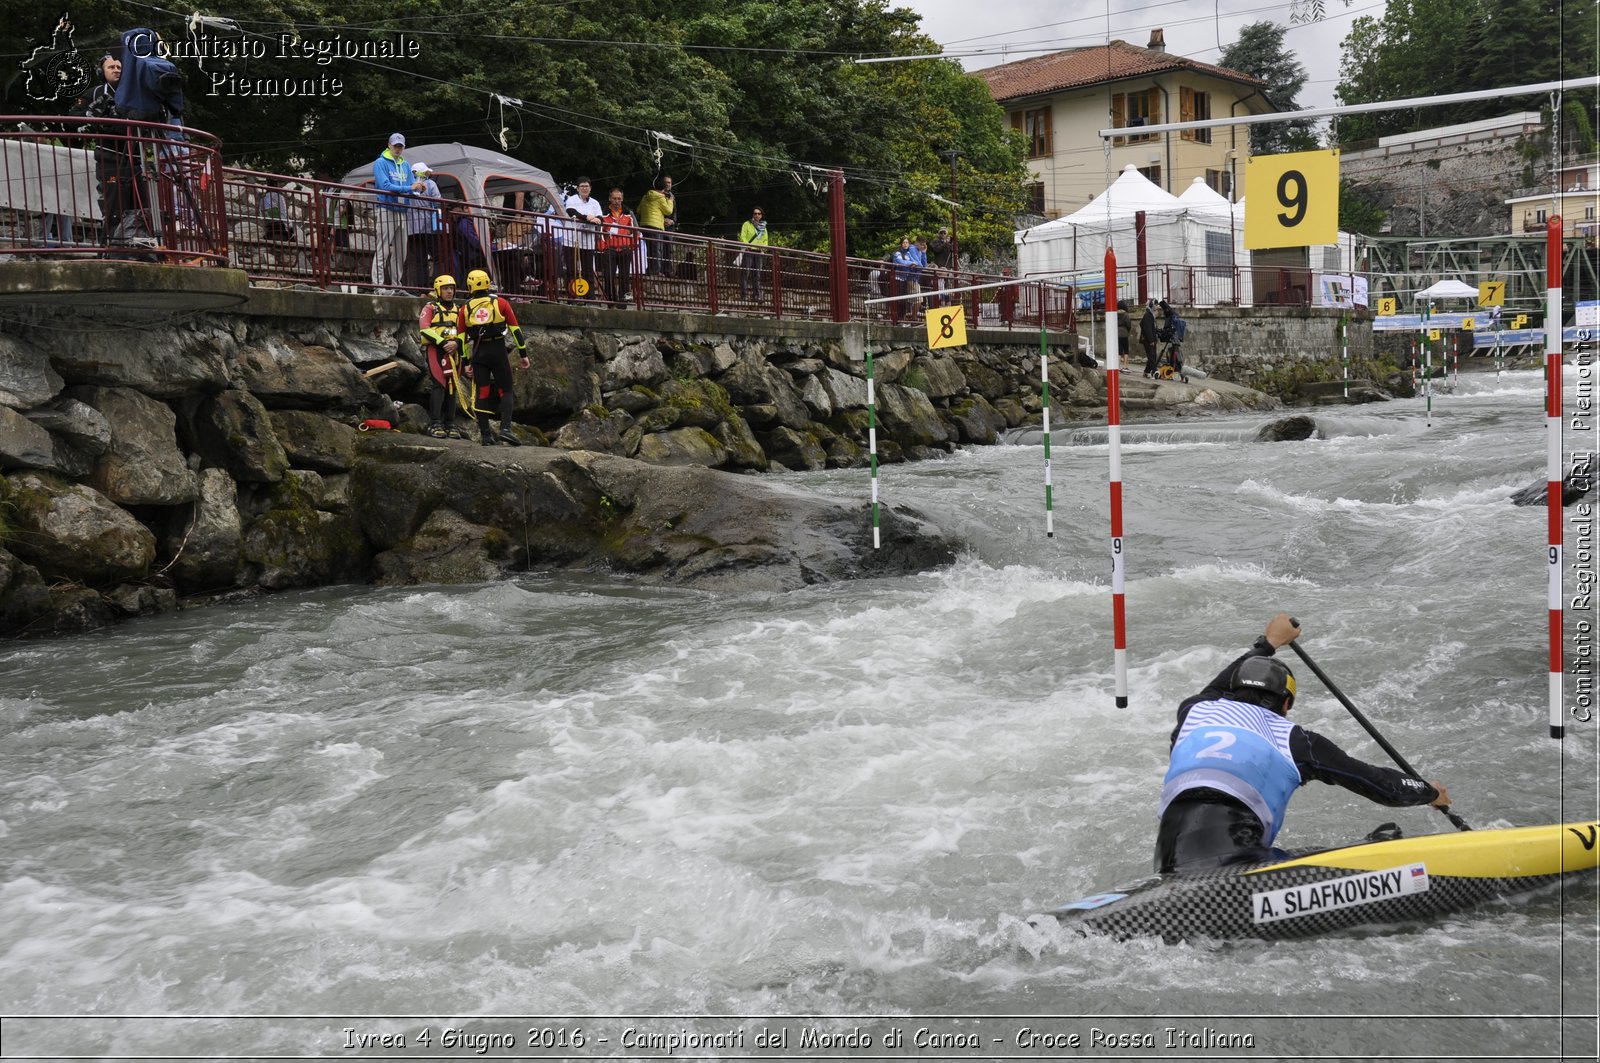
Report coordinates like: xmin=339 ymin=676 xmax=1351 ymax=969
xmin=1105 ymin=247 xmax=1128 ymax=707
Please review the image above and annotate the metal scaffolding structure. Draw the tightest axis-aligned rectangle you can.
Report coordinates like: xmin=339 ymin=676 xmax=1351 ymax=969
xmin=1356 ymin=233 xmax=1598 ymax=315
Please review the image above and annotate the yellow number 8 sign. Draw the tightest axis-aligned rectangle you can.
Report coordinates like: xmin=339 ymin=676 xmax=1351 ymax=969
xmin=1245 ymin=149 xmax=1340 ymax=250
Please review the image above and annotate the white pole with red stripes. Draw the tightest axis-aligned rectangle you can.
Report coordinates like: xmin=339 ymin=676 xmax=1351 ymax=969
xmin=1105 ymin=248 xmax=1128 ymax=708
xmin=1545 ymin=218 xmax=1564 ymax=739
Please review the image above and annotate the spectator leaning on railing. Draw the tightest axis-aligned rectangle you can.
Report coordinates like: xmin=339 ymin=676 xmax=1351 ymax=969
xmin=405 ymin=161 xmax=442 ymax=289
xmin=598 ymin=188 xmax=640 ymax=308
xmin=371 ymin=132 xmax=419 ymax=293
xmin=636 ymin=174 xmax=675 ymax=276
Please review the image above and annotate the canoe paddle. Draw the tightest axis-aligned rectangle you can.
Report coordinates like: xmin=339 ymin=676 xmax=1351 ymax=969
xmin=1285 ymin=620 xmax=1472 ymax=832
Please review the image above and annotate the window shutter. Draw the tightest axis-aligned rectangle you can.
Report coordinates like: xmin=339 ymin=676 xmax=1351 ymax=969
xmin=1148 ymin=88 xmax=1161 ymax=124
xmin=1011 ymin=111 xmax=1023 ymax=132
xmin=1042 ymin=108 xmax=1053 ymax=156
xmin=1110 ymin=93 xmax=1125 ymax=145
xmin=1180 ymin=86 xmax=1194 ymax=141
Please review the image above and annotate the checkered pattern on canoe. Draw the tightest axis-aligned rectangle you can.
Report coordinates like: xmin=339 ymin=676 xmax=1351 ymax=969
xmin=1056 ymin=865 xmax=1562 ymax=941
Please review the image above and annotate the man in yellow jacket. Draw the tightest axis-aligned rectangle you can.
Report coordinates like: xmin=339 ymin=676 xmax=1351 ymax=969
xmin=635 ymin=174 xmax=675 ymax=276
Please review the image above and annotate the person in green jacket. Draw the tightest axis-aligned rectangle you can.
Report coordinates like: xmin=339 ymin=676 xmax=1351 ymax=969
xmin=635 ymin=174 xmax=675 ymax=276
xmin=738 ymin=205 xmax=768 ymax=306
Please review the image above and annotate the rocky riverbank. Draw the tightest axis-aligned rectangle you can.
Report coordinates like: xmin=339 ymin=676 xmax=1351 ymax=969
xmin=0 ymin=274 xmax=1297 ymax=638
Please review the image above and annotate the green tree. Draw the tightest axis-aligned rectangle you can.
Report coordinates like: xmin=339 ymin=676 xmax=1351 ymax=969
xmin=1335 ymin=0 xmax=1595 ymax=144
xmin=1219 ymin=21 xmax=1318 ymax=154
xmin=6 ymin=0 xmax=1027 ymax=257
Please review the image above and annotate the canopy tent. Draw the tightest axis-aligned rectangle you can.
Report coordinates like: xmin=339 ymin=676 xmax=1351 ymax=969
xmin=1015 ymin=167 xmax=1245 ymax=306
xmin=1416 ymin=279 xmax=1480 ymax=300
xmin=340 ymin=143 xmax=565 ymax=287
xmin=340 ymin=142 xmax=563 ymax=214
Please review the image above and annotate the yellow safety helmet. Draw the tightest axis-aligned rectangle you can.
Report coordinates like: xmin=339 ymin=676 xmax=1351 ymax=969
xmin=432 ymin=274 xmax=456 ymax=296
xmin=466 ymin=269 xmax=491 ymax=293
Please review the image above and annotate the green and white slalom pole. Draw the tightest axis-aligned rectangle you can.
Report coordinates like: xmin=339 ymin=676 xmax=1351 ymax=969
xmin=867 ymin=327 xmax=880 ymax=550
xmin=1340 ymin=314 xmax=1349 ymax=400
xmin=1495 ymin=325 xmax=1503 ymax=379
xmin=1041 ymin=320 xmax=1053 ymax=537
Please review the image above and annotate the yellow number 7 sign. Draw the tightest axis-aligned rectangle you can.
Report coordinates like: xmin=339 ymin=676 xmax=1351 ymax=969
xmin=1245 ymin=149 xmax=1340 ymax=250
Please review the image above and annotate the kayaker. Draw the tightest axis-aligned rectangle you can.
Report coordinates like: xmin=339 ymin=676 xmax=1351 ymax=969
xmin=1156 ymin=613 xmax=1450 ymax=873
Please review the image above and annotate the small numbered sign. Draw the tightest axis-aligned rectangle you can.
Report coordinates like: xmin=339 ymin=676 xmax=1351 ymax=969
xmin=1377 ymin=297 xmax=1397 ymax=316
xmin=1244 ymin=148 xmax=1340 ymax=250
xmin=569 ymin=277 xmax=589 ymax=297
xmin=1477 ymin=280 xmax=1505 ymax=307
xmin=1428 ymin=329 xmax=1441 ymax=341
xmin=1513 ymin=314 xmax=1528 ymax=329
xmin=1462 ymin=317 xmax=1476 ymax=330
xmin=926 ymin=305 xmax=968 ymax=349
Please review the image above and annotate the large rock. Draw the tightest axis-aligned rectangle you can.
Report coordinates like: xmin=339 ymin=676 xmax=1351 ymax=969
xmin=1255 ymin=414 xmax=1320 ymax=442
xmin=233 ymin=336 xmax=377 ymax=411
xmin=635 ymin=426 xmax=730 ymax=467
xmin=0 ymin=407 xmax=56 ymax=470
xmin=658 ymin=378 xmax=733 ymax=430
xmin=718 ymin=355 xmax=810 ymax=430
xmin=69 ymin=386 xmax=195 ymax=505
xmin=875 ymin=383 xmax=951 ymax=447
xmin=24 ymin=397 xmax=111 ymax=455
xmin=268 ymin=410 xmax=359 ymax=472
xmin=906 ymin=354 xmax=966 ymax=399
xmin=1510 ymin=468 xmax=1597 ymax=507
xmin=869 ymin=348 xmax=914 ymax=384
xmin=191 ymin=391 xmax=290 ymax=483
xmin=798 ymin=375 xmax=832 ymax=418
xmin=373 ymin=507 xmax=511 ymax=586
xmin=3 ymin=471 xmax=156 ymax=583
xmin=240 ymin=475 xmax=370 ymax=590
xmin=552 ymin=408 xmax=632 ymax=454
xmin=947 ymin=395 xmax=1008 ymax=444
xmin=760 ymin=426 xmax=826 ymax=471
xmin=600 ymin=336 xmax=669 ymax=391
xmin=518 ymin=331 xmax=601 ymax=418
xmin=713 ymin=415 xmax=768 ymax=471
xmin=0 ymin=547 xmax=51 ymax=636
xmin=38 ymin=321 xmax=233 ymax=398
xmin=0 ymin=334 xmax=65 ymax=408
xmin=819 ymin=368 xmax=868 ymax=410
xmin=163 ymin=468 xmax=243 ymax=592
xmin=350 ymin=436 xmax=958 ymax=591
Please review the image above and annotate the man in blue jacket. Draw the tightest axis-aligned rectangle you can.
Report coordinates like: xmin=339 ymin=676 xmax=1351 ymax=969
xmin=1156 ymin=613 xmax=1450 ymax=873
xmin=371 ymin=132 xmax=420 ymax=293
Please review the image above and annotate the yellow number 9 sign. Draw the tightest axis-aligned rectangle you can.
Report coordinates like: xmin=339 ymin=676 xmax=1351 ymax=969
xmin=1245 ymin=149 xmax=1340 ymax=250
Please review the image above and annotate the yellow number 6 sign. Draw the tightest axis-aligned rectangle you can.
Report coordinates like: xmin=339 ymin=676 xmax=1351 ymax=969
xmin=1245 ymin=149 xmax=1340 ymax=250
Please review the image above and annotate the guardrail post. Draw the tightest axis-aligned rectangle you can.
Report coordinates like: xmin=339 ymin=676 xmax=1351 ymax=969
xmin=829 ymin=169 xmax=849 ymax=322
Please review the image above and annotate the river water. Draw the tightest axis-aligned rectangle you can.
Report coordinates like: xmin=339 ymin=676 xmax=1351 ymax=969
xmin=2 ymin=368 xmax=1596 ymax=1061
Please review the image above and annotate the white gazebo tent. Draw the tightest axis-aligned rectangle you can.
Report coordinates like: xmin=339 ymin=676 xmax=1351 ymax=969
xmin=1416 ymin=279 xmax=1480 ymax=301
xmin=1015 ymin=166 xmax=1244 ymax=306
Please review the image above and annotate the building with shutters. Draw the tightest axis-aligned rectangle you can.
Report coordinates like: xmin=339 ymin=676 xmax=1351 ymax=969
xmin=979 ymin=29 xmax=1276 ymax=221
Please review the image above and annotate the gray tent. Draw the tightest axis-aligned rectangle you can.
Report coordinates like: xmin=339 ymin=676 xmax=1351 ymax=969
xmin=341 ymin=143 xmax=564 ymax=287
xmin=340 ymin=141 xmax=563 ymax=213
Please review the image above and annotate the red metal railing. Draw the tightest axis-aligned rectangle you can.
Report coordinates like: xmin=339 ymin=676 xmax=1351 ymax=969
xmin=1 ymin=116 xmax=226 ymax=264
xmin=3 ymin=118 xmax=1075 ymax=328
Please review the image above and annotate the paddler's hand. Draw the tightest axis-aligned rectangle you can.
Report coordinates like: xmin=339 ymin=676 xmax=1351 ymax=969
xmin=1428 ymin=781 xmax=1450 ymax=808
xmin=518 ymin=354 xmax=530 ymax=370
xmin=1264 ymin=613 xmax=1301 ymax=648
xmin=443 ymin=340 xmax=457 ymax=354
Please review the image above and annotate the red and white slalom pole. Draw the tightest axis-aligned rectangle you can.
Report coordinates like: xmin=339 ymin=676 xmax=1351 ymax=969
xmin=1545 ymin=218 xmax=1564 ymax=739
xmin=1105 ymin=248 xmax=1128 ymax=708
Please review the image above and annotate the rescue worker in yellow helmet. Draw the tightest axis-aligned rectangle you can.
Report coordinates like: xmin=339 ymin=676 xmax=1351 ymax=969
xmin=419 ymin=274 xmax=467 ymax=439
xmin=455 ymin=269 xmax=529 ymax=446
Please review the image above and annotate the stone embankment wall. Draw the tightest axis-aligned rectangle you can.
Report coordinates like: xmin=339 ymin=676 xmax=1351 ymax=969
xmin=0 ymin=268 xmax=1095 ymax=637
xmin=0 ymin=264 xmax=1363 ymax=638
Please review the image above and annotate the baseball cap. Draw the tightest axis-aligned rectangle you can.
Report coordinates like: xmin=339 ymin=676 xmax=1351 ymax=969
xmin=411 ymin=162 xmax=431 ymax=174
xmin=389 ymin=132 xmax=406 ymax=146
